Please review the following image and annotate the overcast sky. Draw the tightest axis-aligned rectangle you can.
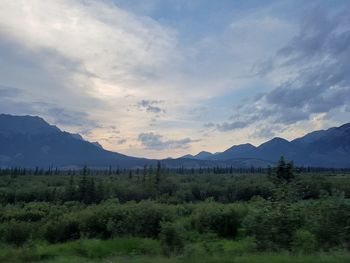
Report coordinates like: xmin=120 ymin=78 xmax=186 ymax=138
xmin=0 ymin=0 xmax=349 ymax=158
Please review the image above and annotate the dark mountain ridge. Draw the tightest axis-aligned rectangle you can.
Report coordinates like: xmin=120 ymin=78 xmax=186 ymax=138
xmin=184 ymin=124 xmax=350 ymax=168
xmin=0 ymin=114 xmax=153 ymax=168
xmin=1 ymin=114 xmax=350 ymax=168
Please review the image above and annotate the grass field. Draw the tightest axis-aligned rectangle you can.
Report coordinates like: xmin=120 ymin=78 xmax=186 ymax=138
xmin=0 ymin=238 xmax=349 ymax=263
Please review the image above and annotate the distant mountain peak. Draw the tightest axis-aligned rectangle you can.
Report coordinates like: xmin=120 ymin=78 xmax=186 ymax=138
xmin=337 ymin=122 xmax=350 ymax=130
xmin=92 ymin=141 xmax=103 ymax=149
xmin=0 ymin=114 xmax=60 ymax=135
xmin=198 ymin=150 xmax=211 ymax=154
xmin=0 ymin=113 xmax=45 ymax=123
xmin=69 ymin=133 xmax=84 ymax=141
xmin=179 ymin=151 xmax=213 ymax=160
xmin=195 ymin=151 xmax=212 ymax=157
xmin=270 ymin=137 xmax=289 ymax=143
xmin=259 ymin=137 xmax=289 ymax=148
xmin=224 ymin=143 xmax=256 ymax=153
xmin=180 ymin=154 xmax=194 ymax=159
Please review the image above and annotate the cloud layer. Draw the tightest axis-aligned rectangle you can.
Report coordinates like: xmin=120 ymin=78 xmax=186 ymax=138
xmin=138 ymin=132 xmax=197 ymax=150
xmin=138 ymin=100 xmax=165 ymax=114
xmin=0 ymin=0 xmax=349 ymax=157
xmin=215 ymin=6 xmax=350 ymax=137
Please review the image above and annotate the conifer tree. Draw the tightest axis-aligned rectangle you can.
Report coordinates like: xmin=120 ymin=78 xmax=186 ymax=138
xmin=65 ymin=175 xmax=76 ymax=201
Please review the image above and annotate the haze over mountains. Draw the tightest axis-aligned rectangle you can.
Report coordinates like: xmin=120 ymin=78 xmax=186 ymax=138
xmin=0 ymin=114 xmax=350 ymax=168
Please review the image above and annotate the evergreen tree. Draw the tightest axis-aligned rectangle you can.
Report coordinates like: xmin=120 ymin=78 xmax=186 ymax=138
xmin=79 ymin=173 xmax=88 ymax=202
xmin=65 ymin=175 xmax=76 ymax=201
xmin=95 ymin=180 xmax=105 ymax=203
xmin=142 ymin=165 xmax=147 ymax=184
xmin=155 ymin=161 xmax=162 ymax=186
xmin=86 ymin=177 xmax=96 ymax=204
xmin=275 ymin=156 xmax=295 ymax=183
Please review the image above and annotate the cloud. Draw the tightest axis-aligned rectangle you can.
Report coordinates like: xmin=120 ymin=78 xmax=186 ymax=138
xmin=0 ymin=0 xmax=177 ymax=115
xmin=263 ymin=7 xmax=350 ymax=117
xmin=0 ymin=98 xmax=100 ymax=130
xmin=203 ymin=122 xmax=215 ymax=128
xmin=216 ymin=7 xmax=350 ymax=135
xmin=0 ymin=0 xmax=177 ymax=84
xmin=0 ymin=85 xmax=21 ymax=97
xmin=216 ymin=121 xmax=249 ymax=132
xmin=117 ymin=138 xmax=127 ymax=145
xmin=138 ymin=100 xmax=165 ymax=113
xmin=0 ymin=0 xmax=184 ymax=156
xmin=0 ymin=30 xmax=104 ymax=131
xmin=0 ymin=1 xmax=348 ymax=157
xmin=251 ymin=127 xmax=275 ymax=139
xmin=47 ymin=107 xmax=99 ymax=127
xmin=250 ymin=124 xmax=287 ymax=139
xmin=138 ymin=132 xmax=198 ymax=150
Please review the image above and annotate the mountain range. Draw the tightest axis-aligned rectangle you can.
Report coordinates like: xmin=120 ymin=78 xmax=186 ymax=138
xmin=181 ymin=124 xmax=350 ymax=168
xmin=0 ymin=114 xmax=349 ymax=168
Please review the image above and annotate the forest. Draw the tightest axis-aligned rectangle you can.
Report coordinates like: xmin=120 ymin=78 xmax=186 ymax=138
xmin=0 ymin=158 xmax=350 ymax=263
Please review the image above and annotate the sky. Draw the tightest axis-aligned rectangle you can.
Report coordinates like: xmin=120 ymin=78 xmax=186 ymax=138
xmin=0 ymin=0 xmax=350 ymax=158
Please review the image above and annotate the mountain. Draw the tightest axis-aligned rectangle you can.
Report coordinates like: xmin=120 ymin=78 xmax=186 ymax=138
xmin=0 ymin=114 xmax=272 ymax=169
xmin=181 ymin=151 xmax=214 ymax=160
xmin=1 ymin=114 xmax=350 ymax=168
xmin=185 ymin=123 xmax=350 ymax=168
xmin=0 ymin=114 xmax=153 ymax=168
xmin=210 ymin=143 xmax=257 ymax=160
xmin=0 ymin=114 xmax=60 ymax=135
xmin=293 ymin=123 xmax=350 ymax=167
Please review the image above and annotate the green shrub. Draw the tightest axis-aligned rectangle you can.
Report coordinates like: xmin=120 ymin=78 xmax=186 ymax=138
xmin=192 ymin=204 xmax=241 ymax=238
xmin=110 ymin=201 xmax=175 ymax=238
xmin=78 ymin=208 xmax=110 ymax=239
xmin=1 ymin=220 xmax=31 ymax=246
xmin=292 ymin=229 xmax=318 ymax=254
xmin=311 ymin=200 xmax=350 ymax=250
xmin=159 ymin=222 xmax=184 ymax=256
xmin=43 ymin=218 xmax=80 ymax=243
xmin=243 ymin=203 xmax=302 ymax=250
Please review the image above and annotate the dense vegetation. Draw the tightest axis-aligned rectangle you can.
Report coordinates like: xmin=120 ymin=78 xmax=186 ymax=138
xmin=0 ymin=158 xmax=350 ymax=262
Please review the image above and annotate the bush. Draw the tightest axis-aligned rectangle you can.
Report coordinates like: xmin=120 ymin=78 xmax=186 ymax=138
xmin=159 ymin=222 xmax=184 ymax=255
xmin=192 ymin=204 xmax=241 ymax=238
xmin=43 ymin=218 xmax=80 ymax=243
xmin=78 ymin=208 xmax=110 ymax=239
xmin=75 ymin=201 xmax=177 ymax=239
xmin=311 ymin=200 xmax=350 ymax=250
xmin=1 ymin=220 xmax=31 ymax=246
xmin=243 ymin=202 xmax=302 ymax=250
xmin=292 ymin=229 xmax=318 ymax=254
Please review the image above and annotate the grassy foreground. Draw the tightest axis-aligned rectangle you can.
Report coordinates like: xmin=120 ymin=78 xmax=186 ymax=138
xmin=0 ymin=238 xmax=349 ymax=263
